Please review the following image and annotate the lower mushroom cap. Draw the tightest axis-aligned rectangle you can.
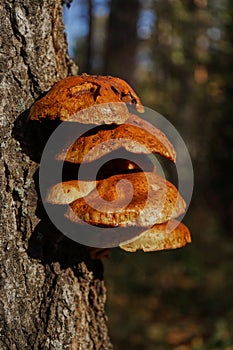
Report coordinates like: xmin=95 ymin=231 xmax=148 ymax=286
xmin=46 ymin=180 xmax=96 ymax=205
xmin=65 ymin=172 xmax=186 ymax=227
xmin=46 ymin=159 xmax=154 ymax=204
xmin=56 ymin=114 xmax=176 ymax=164
xmin=119 ymin=220 xmax=191 ymax=252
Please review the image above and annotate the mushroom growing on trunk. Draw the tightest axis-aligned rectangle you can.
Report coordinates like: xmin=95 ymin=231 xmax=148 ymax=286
xmin=29 ymin=74 xmax=191 ymax=258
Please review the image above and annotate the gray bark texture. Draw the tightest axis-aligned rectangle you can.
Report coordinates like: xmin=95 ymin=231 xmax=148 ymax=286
xmin=0 ymin=1 xmax=112 ymax=349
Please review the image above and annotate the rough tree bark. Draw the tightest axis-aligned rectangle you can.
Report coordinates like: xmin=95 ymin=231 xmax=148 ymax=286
xmin=0 ymin=1 xmax=112 ymax=349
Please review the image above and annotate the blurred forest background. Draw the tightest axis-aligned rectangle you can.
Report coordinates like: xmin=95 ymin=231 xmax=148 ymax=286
xmin=63 ymin=0 xmax=233 ymax=349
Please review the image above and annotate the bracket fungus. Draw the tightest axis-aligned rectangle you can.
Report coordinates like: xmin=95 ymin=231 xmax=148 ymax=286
xmin=119 ymin=220 xmax=191 ymax=252
xmin=65 ymin=172 xmax=186 ymax=227
xmin=56 ymin=114 xmax=176 ymax=164
xmin=30 ymin=74 xmax=191 ymax=257
xmin=28 ymin=74 xmax=143 ymax=125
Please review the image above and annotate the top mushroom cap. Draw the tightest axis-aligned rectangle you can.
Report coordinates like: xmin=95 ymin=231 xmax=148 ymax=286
xmin=28 ymin=75 xmax=144 ymax=125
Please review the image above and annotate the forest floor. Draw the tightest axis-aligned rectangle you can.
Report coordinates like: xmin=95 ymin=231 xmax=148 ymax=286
xmin=104 ymin=202 xmax=233 ymax=350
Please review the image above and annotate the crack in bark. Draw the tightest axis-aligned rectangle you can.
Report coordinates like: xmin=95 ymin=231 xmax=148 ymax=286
xmin=3 ymin=161 xmax=11 ymax=193
xmin=43 ymin=269 xmax=59 ymax=333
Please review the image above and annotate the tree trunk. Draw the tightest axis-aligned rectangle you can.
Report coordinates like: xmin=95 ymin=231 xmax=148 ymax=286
xmin=0 ymin=1 xmax=112 ymax=349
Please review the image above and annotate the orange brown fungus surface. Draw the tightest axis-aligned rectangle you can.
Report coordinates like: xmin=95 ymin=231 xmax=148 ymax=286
xmin=119 ymin=220 xmax=191 ymax=252
xmin=56 ymin=114 xmax=176 ymax=164
xmin=28 ymin=74 xmax=144 ymax=124
xmin=32 ymin=74 xmax=191 ymax=257
xmin=65 ymin=172 xmax=186 ymax=227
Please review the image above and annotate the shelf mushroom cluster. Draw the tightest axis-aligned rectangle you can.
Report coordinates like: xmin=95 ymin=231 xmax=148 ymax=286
xmin=29 ymin=74 xmax=191 ymax=255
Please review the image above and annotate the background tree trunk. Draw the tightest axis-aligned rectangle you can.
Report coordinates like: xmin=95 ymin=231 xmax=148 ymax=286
xmin=104 ymin=0 xmax=140 ymax=85
xmin=0 ymin=1 xmax=112 ymax=349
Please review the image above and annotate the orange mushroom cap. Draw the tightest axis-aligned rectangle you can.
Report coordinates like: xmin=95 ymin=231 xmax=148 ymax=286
xmin=28 ymin=74 xmax=144 ymax=125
